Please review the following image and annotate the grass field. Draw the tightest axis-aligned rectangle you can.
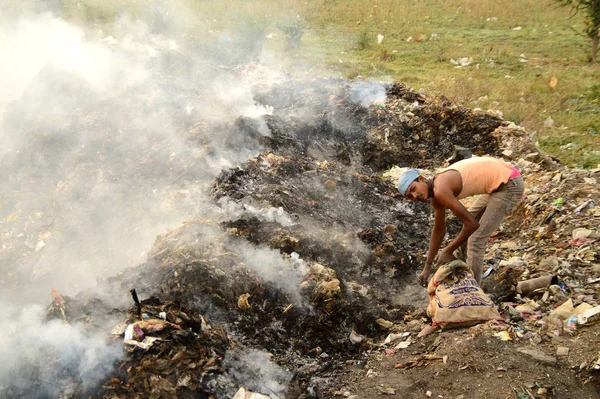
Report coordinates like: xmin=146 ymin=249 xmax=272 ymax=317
xmin=292 ymin=0 xmax=600 ymax=168
xmin=16 ymin=0 xmax=600 ymax=168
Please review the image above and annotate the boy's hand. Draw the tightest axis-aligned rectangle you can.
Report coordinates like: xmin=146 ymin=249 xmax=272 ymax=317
xmin=436 ymin=249 xmax=456 ymax=266
xmin=417 ymin=268 xmax=430 ymax=287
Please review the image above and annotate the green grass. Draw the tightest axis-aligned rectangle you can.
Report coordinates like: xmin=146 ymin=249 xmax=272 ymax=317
xmin=293 ymin=0 xmax=600 ymax=168
xmin=48 ymin=0 xmax=600 ymax=168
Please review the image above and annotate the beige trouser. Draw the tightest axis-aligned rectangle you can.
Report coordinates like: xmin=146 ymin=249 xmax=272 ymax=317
xmin=465 ymin=176 xmax=525 ymax=284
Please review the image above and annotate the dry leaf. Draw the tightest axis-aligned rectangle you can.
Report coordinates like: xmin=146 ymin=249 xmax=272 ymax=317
xmin=237 ymin=293 xmax=251 ymax=310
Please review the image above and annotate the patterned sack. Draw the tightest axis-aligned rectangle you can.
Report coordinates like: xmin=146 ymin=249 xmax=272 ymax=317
xmin=427 ymin=260 xmax=502 ymax=329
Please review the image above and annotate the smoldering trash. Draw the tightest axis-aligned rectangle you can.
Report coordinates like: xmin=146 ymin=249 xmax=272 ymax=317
xmin=2 ymin=26 xmax=599 ymax=399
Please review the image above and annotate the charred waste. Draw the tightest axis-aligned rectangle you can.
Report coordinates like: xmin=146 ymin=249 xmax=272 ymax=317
xmin=1 ymin=68 xmax=517 ymax=398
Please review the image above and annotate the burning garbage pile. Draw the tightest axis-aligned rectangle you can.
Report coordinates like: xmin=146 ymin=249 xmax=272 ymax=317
xmin=4 ymin=67 xmax=599 ymax=399
xmin=38 ymin=283 xmax=276 ymax=399
xmin=103 ymin=291 xmax=234 ymax=399
xmin=96 ymin=81 xmax=516 ymax=397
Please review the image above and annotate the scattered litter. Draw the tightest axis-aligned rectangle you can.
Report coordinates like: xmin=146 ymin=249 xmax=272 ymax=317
xmin=559 ymin=143 xmax=577 ymax=150
xmin=450 ymin=57 xmax=472 ymax=67
xmin=481 ymin=264 xmax=494 ymax=279
xmin=378 ymin=387 xmax=396 ymax=395
xmin=394 ymin=338 xmax=413 ymax=349
xmin=124 ymin=336 xmax=160 ymax=351
xmin=350 ymin=329 xmax=365 ymax=344
xmin=395 ymin=354 xmax=445 ymax=369
xmin=577 ymin=305 xmax=600 ymax=325
xmin=376 ymin=318 xmax=395 ymax=330
xmin=556 ymin=346 xmax=570 ymax=357
xmin=124 ymin=324 xmax=134 ymax=341
xmin=574 ymin=199 xmax=594 ymax=213
xmin=238 ymin=293 xmax=251 ymax=310
xmin=384 ymin=332 xmax=409 ymax=344
xmin=515 ymin=300 xmax=540 ymax=314
xmin=233 ymin=387 xmax=271 ymax=399
xmin=516 ymin=275 xmax=557 ymax=295
xmin=551 ymin=299 xmax=574 ymax=320
xmin=35 ymin=240 xmax=46 ymax=252
xmin=494 ymin=331 xmax=512 ymax=341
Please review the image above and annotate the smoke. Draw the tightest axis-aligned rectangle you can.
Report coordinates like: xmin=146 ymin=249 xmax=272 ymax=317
xmin=0 ymin=14 xmax=147 ymax=124
xmin=0 ymin=5 xmax=287 ymax=300
xmin=348 ymin=79 xmax=389 ymax=108
xmin=0 ymin=1 xmax=398 ymax=396
xmin=159 ymin=216 xmax=310 ymax=308
xmin=0 ymin=301 xmax=122 ymax=397
xmin=217 ymin=197 xmax=296 ymax=227
xmin=0 ymin=1 xmax=309 ymax=395
xmin=224 ymin=349 xmax=293 ymax=398
xmin=234 ymin=238 xmax=309 ymax=307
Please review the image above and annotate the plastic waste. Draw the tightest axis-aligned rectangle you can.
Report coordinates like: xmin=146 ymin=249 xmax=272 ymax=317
xmin=574 ymin=199 xmax=594 ymax=213
xmin=232 ymin=387 xmax=271 ymax=399
xmin=551 ymin=299 xmax=574 ymax=320
xmin=394 ymin=338 xmax=412 ymax=349
xmin=124 ymin=324 xmax=134 ymax=341
xmin=577 ymin=305 xmax=600 ymax=325
xmin=557 ymin=280 xmax=569 ymax=292
xmin=481 ymin=264 xmax=494 ymax=279
xmin=516 ymin=275 xmax=557 ymax=295
xmin=494 ymin=331 xmax=512 ymax=341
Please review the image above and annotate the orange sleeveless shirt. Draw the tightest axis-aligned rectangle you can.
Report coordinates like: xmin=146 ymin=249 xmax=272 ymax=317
xmin=438 ymin=157 xmax=512 ymax=199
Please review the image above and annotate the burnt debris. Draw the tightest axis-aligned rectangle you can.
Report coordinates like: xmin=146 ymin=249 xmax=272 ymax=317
xmin=2 ymin=78 xmax=509 ymax=398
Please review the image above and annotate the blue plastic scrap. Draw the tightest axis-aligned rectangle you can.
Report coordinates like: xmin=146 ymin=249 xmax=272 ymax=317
xmin=481 ymin=264 xmax=494 ymax=279
xmin=557 ymin=280 xmax=569 ymax=292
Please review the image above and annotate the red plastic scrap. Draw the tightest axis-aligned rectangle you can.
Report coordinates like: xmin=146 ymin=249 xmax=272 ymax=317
xmin=50 ymin=288 xmax=63 ymax=308
xmin=568 ymin=237 xmax=596 ymax=247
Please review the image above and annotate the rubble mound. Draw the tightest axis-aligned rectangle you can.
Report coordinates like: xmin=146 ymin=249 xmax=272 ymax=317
xmin=364 ymin=84 xmax=504 ymax=170
xmin=102 ymin=296 xmax=234 ymax=399
xmin=3 ymin=73 xmax=599 ymax=398
xmin=105 ymin=80 xmax=514 ymax=397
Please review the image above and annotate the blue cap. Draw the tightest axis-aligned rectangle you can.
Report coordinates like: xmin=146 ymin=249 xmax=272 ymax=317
xmin=397 ymin=168 xmax=420 ymax=196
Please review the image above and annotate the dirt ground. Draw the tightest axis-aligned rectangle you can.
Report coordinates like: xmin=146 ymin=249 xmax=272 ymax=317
xmin=338 ymin=321 xmax=600 ymax=399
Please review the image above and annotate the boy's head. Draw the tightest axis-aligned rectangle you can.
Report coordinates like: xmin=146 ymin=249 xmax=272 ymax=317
xmin=398 ymin=169 xmax=429 ymax=202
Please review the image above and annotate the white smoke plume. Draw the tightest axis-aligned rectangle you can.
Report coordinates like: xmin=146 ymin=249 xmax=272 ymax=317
xmin=0 ymin=300 xmax=122 ymax=397
xmin=234 ymin=238 xmax=309 ymax=307
xmin=0 ymin=5 xmax=285 ymax=301
xmin=217 ymin=197 xmax=296 ymax=227
xmin=224 ymin=349 xmax=293 ymax=398
xmin=348 ymin=79 xmax=389 ymax=108
xmin=0 ymin=1 xmax=398 ymax=396
xmin=0 ymin=2 xmax=304 ymax=395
